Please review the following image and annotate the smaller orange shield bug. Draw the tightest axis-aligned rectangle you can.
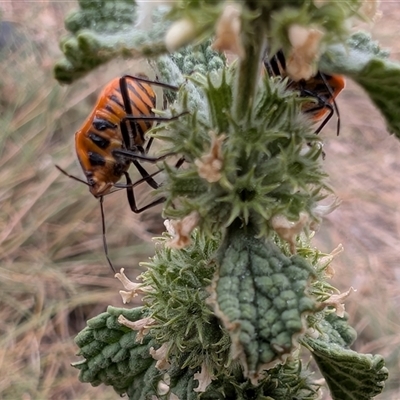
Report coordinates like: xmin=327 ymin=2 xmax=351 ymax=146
xmin=264 ymin=50 xmax=345 ymax=135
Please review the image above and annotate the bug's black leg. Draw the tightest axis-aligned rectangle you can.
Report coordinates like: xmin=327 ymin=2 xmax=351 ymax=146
xmin=145 ymin=137 xmax=154 ymax=154
xmin=123 ymin=171 xmax=165 ymax=213
xmin=300 ymin=87 xmax=335 ymax=135
xmin=314 ymin=104 xmax=334 ymax=135
xmin=99 ymin=196 xmax=116 ymax=273
xmin=118 ymin=76 xmax=160 ymax=189
xmin=112 ymin=168 xmax=164 ymax=190
xmin=264 ymin=50 xmax=287 ymax=77
xmin=112 ymin=150 xmax=185 ymax=186
xmin=302 ymin=74 xmax=341 ymax=136
xmin=117 ymin=75 xmax=187 ymax=191
xmin=121 ymin=112 xmax=188 ymax=127
xmin=118 ymin=112 xmax=188 ymax=159
xmin=319 ymin=72 xmax=341 ymax=136
xmin=113 ymin=148 xmax=176 ymax=162
xmin=118 ymin=75 xmax=183 ymax=150
xmin=116 ymin=115 xmax=187 ymax=190
xmin=175 ymin=156 xmax=185 ymax=169
xmin=121 ymin=74 xmax=179 ymax=91
xmin=119 ymin=76 xmax=140 ymax=150
xmin=132 ymin=159 xmax=160 ymax=189
xmin=302 ymin=100 xmax=335 ymax=135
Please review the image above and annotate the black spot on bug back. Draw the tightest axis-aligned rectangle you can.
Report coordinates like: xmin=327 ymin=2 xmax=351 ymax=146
xmin=89 ymin=132 xmax=110 ymax=149
xmin=88 ymin=152 xmax=106 ymax=166
xmin=109 ymin=94 xmax=124 ymax=110
xmin=93 ymin=117 xmax=117 ymax=131
xmin=105 ymin=104 xmax=118 ymax=116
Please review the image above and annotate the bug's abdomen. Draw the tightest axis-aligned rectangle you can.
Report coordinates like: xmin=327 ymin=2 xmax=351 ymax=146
xmin=74 ymin=76 xmax=158 ymax=196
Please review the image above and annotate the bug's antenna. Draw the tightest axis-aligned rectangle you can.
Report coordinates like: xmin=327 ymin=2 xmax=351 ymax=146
xmin=55 ymin=165 xmax=90 ymax=186
xmin=100 ymin=196 xmax=116 ymax=273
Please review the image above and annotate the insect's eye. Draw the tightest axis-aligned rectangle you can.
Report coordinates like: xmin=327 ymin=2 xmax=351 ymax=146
xmin=85 ymin=171 xmax=95 ymax=186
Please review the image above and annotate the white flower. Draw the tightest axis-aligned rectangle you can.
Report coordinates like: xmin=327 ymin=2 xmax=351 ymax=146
xmin=165 ymin=18 xmax=197 ymax=52
xmin=271 ymin=212 xmax=309 ymax=254
xmin=212 ymin=3 xmax=244 ymax=59
xmin=286 ymin=24 xmax=324 ymax=81
xmin=157 ymin=374 xmax=171 ymax=395
xmin=118 ymin=315 xmax=156 ymax=343
xmin=193 ymin=362 xmax=214 ymax=393
xmin=319 ymin=287 xmax=356 ymax=317
xmin=310 ymin=197 xmax=341 ymax=232
xmin=164 ymin=219 xmax=176 ymax=236
xmin=115 ymin=268 xmax=151 ymax=304
xmin=313 ymin=197 xmax=341 ymax=219
xmin=150 ymin=343 xmax=171 ymax=370
xmin=359 ymin=0 xmax=381 ymax=23
xmin=167 ymin=211 xmax=200 ymax=249
xmin=316 ymin=244 xmax=344 ymax=278
xmin=194 ymin=131 xmax=226 ymax=183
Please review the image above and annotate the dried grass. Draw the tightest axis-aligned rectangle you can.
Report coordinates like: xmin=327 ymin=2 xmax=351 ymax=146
xmin=0 ymin=1 xmax=163 ymax=398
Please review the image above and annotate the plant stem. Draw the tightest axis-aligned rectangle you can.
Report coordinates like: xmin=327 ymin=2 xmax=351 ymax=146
xmin=234 ymin=16 xmax=266 ymax=120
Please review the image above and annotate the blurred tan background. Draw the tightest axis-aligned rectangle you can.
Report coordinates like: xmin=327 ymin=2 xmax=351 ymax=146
xmin=0 ymin=1 xmax=398 ymax=399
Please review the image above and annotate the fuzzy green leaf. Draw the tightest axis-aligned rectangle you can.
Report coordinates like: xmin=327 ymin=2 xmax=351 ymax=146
xmin=168 ymin=366 xmax=198 ymax=400
xmin=304 ymin=339 xmax=388 ymax=400
xmin=211 ymin=222 xmax=316 ymax=380
xmin=54 ymin=0 xmax=170 ymax=83
xmin=302 ymin=313 xmax=388 ymax=400
xmin=319 ymin=32 xmax=400 ymax=137
xmin=73 ymin=306 xmax=161 ymax=396
xmin=319 ymin=312 xmax=358 ymax=348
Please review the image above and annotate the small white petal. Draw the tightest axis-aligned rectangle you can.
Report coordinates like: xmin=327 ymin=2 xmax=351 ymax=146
xmin=212 ymin=3 xmax=244 ymax=58
xmin=286 ymin=25 xmax=324 ymax=81
xmin=193 ymin=362 xmax=213 ymax=393
xmin=165 ymin=18 xmax=197 ymax=52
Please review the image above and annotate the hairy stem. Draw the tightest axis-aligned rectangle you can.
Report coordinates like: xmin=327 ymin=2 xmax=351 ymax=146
xmin=234 ymin=16 xmax=266 ymax=120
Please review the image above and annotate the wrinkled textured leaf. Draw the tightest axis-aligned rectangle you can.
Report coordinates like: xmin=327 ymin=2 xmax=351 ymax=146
xmin=302 ymin=313 xmax=388 ymax=400
xmin=73 ymin=305 xmax=205 ymax=399
xmin=211 ymin=222 xmax=316 ymax=380
xmin=54 ymin=0 xmax=169 ymax=83
xmin=73 ymin=306 xmax=159 ymax=397
xmin=305 ymin=338 xmax=388 ymax=400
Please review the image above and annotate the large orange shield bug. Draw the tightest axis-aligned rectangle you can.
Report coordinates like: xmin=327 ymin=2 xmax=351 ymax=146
xmin=57 ymin=75 xmax=186 ymax=271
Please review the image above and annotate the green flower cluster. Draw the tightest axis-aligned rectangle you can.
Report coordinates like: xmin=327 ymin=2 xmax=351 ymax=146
xmin=155 ymin=65 xmax=326 ymax=238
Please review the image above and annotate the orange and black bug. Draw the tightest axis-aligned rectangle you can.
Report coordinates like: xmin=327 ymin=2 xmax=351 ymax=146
xmin=57 ymin=74 xmax=185 ymax=272
xmin=264 ymin=50 xmax=345 ymax=135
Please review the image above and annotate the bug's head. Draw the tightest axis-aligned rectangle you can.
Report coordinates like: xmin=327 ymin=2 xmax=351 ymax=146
xmin=86 ymin=172 xmax=113 ymax=198
xmin=55 ymin=165 xmax=114 ymax=198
